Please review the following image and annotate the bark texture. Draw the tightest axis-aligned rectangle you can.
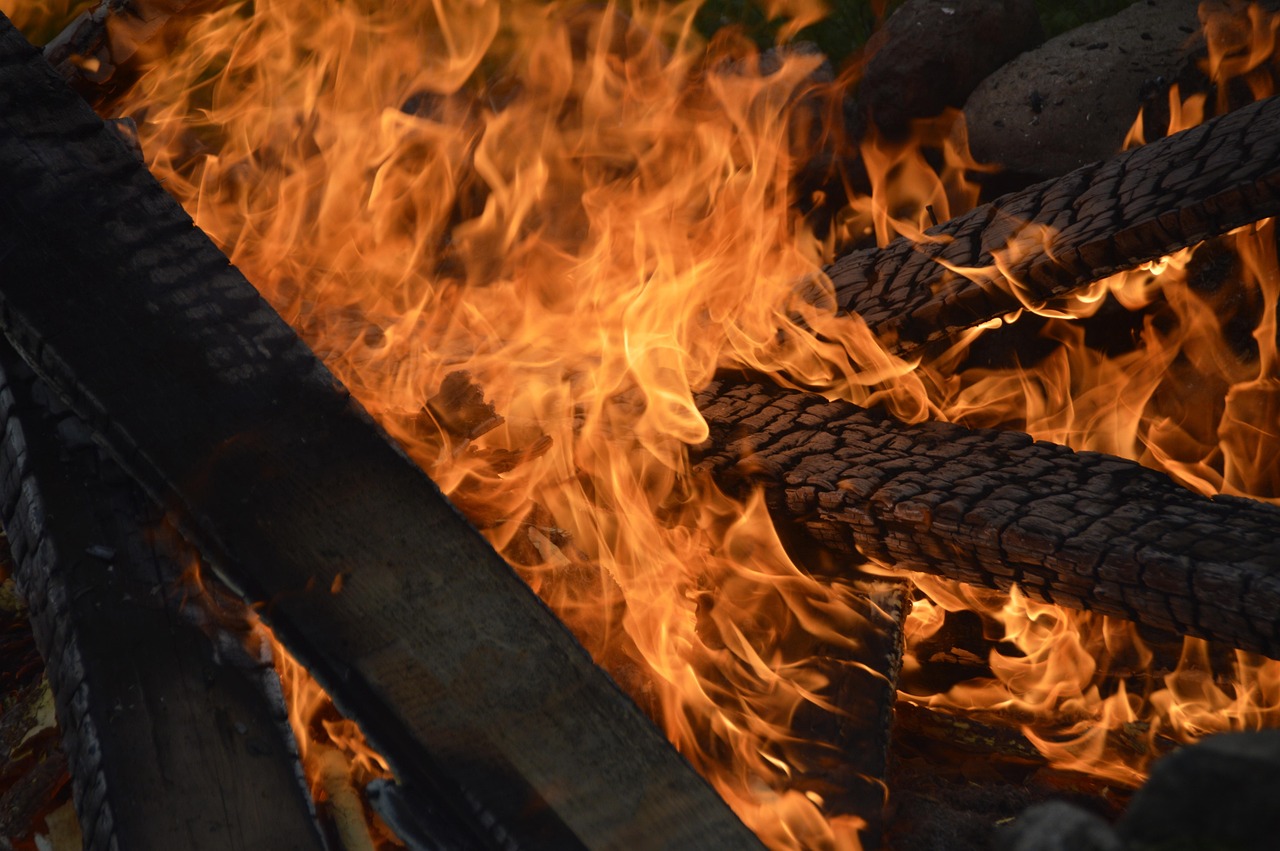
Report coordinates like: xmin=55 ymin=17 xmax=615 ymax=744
xmin=822 ymin=94 xmax=1280 ymax=355
xmin=694 ymin=380 xmax=1280 ymax=658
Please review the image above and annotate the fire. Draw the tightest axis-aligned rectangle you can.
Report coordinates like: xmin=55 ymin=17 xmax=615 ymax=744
xmin=903 ymin=0 xmax=1280 ymax=792
xmin=79 ymin=0 xmax=907 ymax=846
xmin=8 ymin=0 xmax=1280 ymax=846
xmin=269 ymin=629 xmax=400 ymax=851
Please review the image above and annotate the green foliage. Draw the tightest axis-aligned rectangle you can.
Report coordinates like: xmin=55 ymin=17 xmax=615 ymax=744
xmin=693 ymin=0 xmax=892 ymax=62
xmin=1036 ymin=0 xmax=1138 ymax=38
xmin=693 ymin=0 xmax=1142 ymax=66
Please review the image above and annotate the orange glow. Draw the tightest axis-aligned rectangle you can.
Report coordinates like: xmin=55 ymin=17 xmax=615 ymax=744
xmin=12 ymin=0 xmax=1280 ymax=845
xmin=905 ymin=0 xmax=1280 ymax=791
xmin=93 ymin=1 xmax=914 ymax=846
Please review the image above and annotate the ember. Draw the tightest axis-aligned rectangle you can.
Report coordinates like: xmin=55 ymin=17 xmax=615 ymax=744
xmin=2 ymin=0 xmax=1280 ymax=849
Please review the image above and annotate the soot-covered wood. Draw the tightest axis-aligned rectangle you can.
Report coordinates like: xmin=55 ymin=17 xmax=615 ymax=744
xmin=0 ymin=342 xmax=325 ymax=851
xmin=694 ymin=380 xmax=1280 ymax=659
xmin=822 ymin=94 xmax=1280 ymax=355
xmin=0 ymin=16 xmax=762 ymax=850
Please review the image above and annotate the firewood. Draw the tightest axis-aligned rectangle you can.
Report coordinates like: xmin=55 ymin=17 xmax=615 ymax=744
xmin=818 ymin=94 xmax=1280 ymax=356
xmin=0 ymin=16 xmax=762 ymax=849
xmin=694 ymin=380 xmax=1280 ymax=659
xmin=0 ymin=345 xmax=327 ymax=851
xmin=893 ymin=700 xmax=1180 ymax=767
xmin=893 ymin=701 xmax=1045 ymax=763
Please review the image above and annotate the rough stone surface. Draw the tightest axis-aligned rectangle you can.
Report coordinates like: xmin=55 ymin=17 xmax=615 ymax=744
xmin=1119 ymin=731 xmax=1280 ymax=851
xmin=859 ymin=0 xmax=1043 ymax=139
xmin=962 ymin=0 xmax=1203 ymax=178
xmin=994 ymin=801 xmax=1124 ymax=851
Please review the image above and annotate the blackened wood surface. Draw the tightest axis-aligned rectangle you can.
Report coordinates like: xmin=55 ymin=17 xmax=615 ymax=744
xmin=0 ymin=17 xmax=762 ymax=850
xmin=694 ymin=381 xmax=1280 ymax=658
xmin=793 ymin=578 xmax=906 ymax=843
xmin=0 ymin=343 xmax=325 ymax=851
xmin=823 ymin=95 xmax=1280 ymax=355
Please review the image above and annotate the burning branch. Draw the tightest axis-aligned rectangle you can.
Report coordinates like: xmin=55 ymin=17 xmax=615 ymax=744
xmin=820 ymin=94 xmax=1280 ymax=356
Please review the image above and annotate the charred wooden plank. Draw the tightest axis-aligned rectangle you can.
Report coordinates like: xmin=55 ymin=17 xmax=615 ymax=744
xmin=822 ymin=95 xmax=1280 ymax=355
xmin=0 ymin=343 xmax=326 ymax=851
xmin=787 ymin=576 xmax=907 ymax=844
xmin=693 ymin=380 xmax=1280 ymax=659
xmin=0 ymin=16 xmax=761 ymax=849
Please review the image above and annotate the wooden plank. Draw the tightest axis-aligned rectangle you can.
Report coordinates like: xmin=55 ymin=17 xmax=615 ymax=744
xmin=694 ymin=379 xmax=1280 ymax=658
xmin=0 ymin=342 xmax=326 ymax=851
xmin=0 ymin=16 xmax=762 ymax=850
xmin=820 ymin=95 xmax=1280 ymax=355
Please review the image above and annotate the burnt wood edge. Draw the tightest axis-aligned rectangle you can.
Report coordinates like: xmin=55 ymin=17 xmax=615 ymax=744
xmin=693 ymin=379 xmax=1280 ymax=659
xmin=0 ymin=16 xmax=763 ymax=850
xmin=0 ymin=340 xmax=327 ymax=851
xmin=822 ymin=94 xmax=1280 ymax=355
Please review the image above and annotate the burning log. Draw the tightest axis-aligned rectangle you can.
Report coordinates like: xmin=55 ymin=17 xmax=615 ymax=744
xmin=694 ymin=380 xmax=1280 ymax=659
xmin=0 ymin=344 xmax=325 ymax=850
xmin=0 ymin=15 xmax=762 ymax=848
xmin=821 ymin=93 xmax=1280 ymax=355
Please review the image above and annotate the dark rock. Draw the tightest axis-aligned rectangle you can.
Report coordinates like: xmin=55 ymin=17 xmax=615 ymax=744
xmin=1119 ymin=730 xmax=1280 ymax=851
xmin=993 ymin=801 xmax=1124 ymax=851
xmin=962 ymin=0 xmax=1203 ymax=179
xmin=858 ymin=0 xmax=1043 ymax=139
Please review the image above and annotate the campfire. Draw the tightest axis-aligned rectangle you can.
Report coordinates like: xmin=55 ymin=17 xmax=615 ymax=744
xmin=1 ymin=0 xmax=1279 ymax=849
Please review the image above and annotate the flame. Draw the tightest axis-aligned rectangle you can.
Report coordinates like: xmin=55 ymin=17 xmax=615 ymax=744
xmin=903 ymin=0 xmax=1280 ymax=790
xmin=269 ymin=629 xmax=402 ymax=850
xmin=9 ymin=0 xmax=1280 ymax=844
xmin=66 ymin=0 xmax=925 ymax=845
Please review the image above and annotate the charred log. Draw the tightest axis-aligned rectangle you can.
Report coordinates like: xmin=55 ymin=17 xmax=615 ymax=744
xmin=693 ymin=380 xmax=1280 ymax=659
xmin=821 ymin=94 xmax=1280 ymax=356
xmin=0 ymin=343 xmax=326 ymax=851
xmin=0 ymin=15 xmax=761 ymax=849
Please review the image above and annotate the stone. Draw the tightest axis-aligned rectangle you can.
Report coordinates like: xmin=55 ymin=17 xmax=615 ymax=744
xmin=993 ymin=801 xmax=1124 ymax=851
xmin=1119 ymin=730 xmax=1280 ymax=851
xmin=858 ymin=0 xmax=1043 ymax=139
xmin=961 ymin=0 xmax=1203 ymax=179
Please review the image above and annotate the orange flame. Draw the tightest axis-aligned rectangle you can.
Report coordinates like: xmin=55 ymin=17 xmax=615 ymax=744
xmin=905 ymin=0 xmax=1280 ymax=790
xmin=9 ymin=0 xmax=1280 ymax=844
xmin=83 ymin=0 xmax=920 ymax=845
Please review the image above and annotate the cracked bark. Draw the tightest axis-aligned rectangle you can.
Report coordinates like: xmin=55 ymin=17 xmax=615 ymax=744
xmin=693 ymin=380 xmax=1280 ymax=659
xmin=819 ymin=95 xmax=1280 ymax=356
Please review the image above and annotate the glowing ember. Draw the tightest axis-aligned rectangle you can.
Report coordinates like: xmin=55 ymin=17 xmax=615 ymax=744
xmin=7 ymin=0 xmax=1280 ymax=847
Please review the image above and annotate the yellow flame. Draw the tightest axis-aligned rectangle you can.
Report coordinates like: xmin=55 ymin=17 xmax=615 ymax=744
xmin=11 ymin=0 xmax=1280 ymax=843
xmin=905 ymin=0 xmax=1280 ymax=790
